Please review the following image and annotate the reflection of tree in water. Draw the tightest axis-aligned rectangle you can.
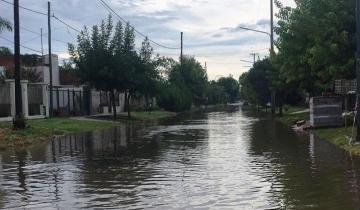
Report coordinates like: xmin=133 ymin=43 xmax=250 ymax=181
xmin=0 ymin=155 xmax=5 ymax=209
xmin=248 ymin=119 xmax=360 ymax=209
xmin=49 ymin=114 xmax=209 ymax=208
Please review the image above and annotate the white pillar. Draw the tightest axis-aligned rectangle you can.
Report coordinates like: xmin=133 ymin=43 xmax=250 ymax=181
xmin=6 ymin=79 xmax=16 ymax=118
xmin=21 ymin=80 xmax=29 ymax=118
xmin=42 ymin=84 xmax=49 ymax=117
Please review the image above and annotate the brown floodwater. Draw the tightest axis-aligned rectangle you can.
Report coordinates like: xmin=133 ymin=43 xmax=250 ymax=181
xmin=0 ymin=106 xmax=360 ymax=209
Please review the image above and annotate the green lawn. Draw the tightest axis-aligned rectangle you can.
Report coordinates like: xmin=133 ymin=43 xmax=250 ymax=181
xmin=0 ymin=111 xmax=177 ymax=150
xmin=0 ymin=118 xmax=116 ymax=150
xmin=118 ymin=111 xmax=177 ymax=121
xmin=279 ymin=105 xmax=310 ymax=125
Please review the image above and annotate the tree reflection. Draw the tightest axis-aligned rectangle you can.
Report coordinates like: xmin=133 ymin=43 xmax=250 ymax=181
xmin=248 ymin=119 xmax=360 ymax=209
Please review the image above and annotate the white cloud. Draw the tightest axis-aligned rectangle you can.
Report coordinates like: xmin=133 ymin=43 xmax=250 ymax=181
xmin=0 ymin=0 xmax=295 ymax=80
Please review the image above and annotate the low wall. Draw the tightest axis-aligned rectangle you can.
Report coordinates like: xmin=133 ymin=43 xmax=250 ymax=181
xmin=310 ymin=97 xmax=343 ymax=128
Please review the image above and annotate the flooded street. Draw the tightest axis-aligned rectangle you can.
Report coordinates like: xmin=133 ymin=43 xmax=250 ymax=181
xmin=0 ymin=107 xmax=360 ymax=209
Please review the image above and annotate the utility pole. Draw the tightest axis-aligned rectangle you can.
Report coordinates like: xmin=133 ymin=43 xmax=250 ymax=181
xmin=356 ymin=0 xmax=360 ymax=141
xmin=13 ymin=0 xmax=24 ymax=129
xmin=40 ymin=28 xmax=44 ymax=57
xmin=205 ymin=61 xmax=207 ymax=71
xmin=48 ymin=1 xmax=53 ymax=118
xmin=180 ymin=32 xmax=183 ymax=68
xmin=270 ymin=0 xmax=274 ymax=53
xmin=250 ymin=53 xmax=258 ymax=64
xmin=270 ymin=0 xmax=276 ymax=116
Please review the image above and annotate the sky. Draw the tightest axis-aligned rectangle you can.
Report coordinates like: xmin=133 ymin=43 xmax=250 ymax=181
xmin=0 ymin=0 xmax=295 ymax=80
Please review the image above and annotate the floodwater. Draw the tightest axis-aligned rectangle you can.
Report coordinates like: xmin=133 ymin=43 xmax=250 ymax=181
xmin=0 ymin=106 xmax=360 ymax=209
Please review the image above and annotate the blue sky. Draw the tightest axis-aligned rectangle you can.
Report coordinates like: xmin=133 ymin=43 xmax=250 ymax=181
xmin=0 ymin=0 xmax=294 ymax=80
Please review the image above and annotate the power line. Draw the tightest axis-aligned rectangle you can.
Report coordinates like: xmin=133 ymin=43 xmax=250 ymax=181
xmin=0 ymin=0 xmax=80 ymax=35
xmin=52 ymin=15 xmax=81 ymax=33
xmin=1 ymin=0 xmax=183 ymax=52
xmin=0 ymin=36 xmax=42 ymax=53
xmin=97 ymin=0 xmax=181 ymax=50
xmin=0 ymin=0 xmax=47 ymax=16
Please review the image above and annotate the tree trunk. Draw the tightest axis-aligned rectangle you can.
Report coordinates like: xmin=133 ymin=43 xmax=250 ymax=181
xmin=127 ymin=92 xmax=131 ymax=119
xmin=111 ymin=90 xmax=117 ymax=120
xmin=124 ymin=91 xmax=128 ymax=112
xmin=278 ymin=96 xmax=283 ymax=116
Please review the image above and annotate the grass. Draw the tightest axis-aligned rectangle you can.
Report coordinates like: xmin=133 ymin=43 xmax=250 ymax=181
xmin=278 ymin=105 xmax=310 ymax=125
xmin=117 ymin=111 xmax=177 ymax=121
xmin=0 ymin=118 xmax=116 ymax=150
xmin=0 ymin=111 xmax=177 ymax=150
xmin=312 ymin=127 xmax=360 ymax=155
xmin=279 ymin=105 xmax=360 ymax=155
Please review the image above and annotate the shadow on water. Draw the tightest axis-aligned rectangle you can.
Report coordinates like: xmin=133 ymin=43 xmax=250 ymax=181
xmin=0 ymin=106 xmax=360 ymax=209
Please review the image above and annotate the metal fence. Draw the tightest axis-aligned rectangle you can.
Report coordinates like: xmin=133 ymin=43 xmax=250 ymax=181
xmin=28 ymin=84 xmax=43 ymax=116
xmin=0 ymin=83 xmax=11 ymax=117
xmin=100 ymin=91 xmax=120 ymax=106
xmin=50 ymin=88 xmax=90 ymax=116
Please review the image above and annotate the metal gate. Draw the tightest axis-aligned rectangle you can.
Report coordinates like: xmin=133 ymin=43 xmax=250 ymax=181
xmin=50 ymin=88 xmax=90 ymax=116
xmin=28 ymin=84 xmax=43 ymax=116
xmin=0 ymin=83 xmax=11 ymax=118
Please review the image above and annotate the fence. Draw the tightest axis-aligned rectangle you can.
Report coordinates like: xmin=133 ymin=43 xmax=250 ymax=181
xmin=100 ymin=91 xmax=120 ymax=107
xmin=0 ymin=83 xmax=11 ymax=118
xmin=28 ymin=84 xmax=44 ymax=116
xmin=50 ymin=87 xmax=90 ymax=116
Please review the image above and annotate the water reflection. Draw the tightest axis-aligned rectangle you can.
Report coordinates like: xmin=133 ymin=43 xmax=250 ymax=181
xmin=0 ymin=107 xmax=360 ymax=209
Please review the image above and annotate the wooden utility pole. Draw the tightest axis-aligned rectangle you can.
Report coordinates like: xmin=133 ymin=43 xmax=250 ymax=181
xmin=356 ymin=0 xmax=360 ymax=141
xmin=40 ymin=28 xmax=44 ymax=57
xmin=180 ymin=32 xmax=183 ymax=67
xmin=48 ymin=1 xmax=53 ymax=118
xmin=270 ymin=0 xmax=276 ymax=116
xmin=13 ymin=0 xmax=24 ymax=128
xmin=250 ymin=53 xmax=258 ymax=64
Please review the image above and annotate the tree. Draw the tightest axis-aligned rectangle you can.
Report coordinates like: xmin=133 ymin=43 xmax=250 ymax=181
xmin=239 ymin=59 xmax=272 ymax=106
xmin=69 ymin=17 xmax=160 ymax=119
xmin=137 ymin=37 xmax=159 ymax=105
xmin=217 ymin=76 xmax=239 ymax=103
xmin=0 ymin=17 xmax=12 ymax=33
xmin=4 ymin=67 xmax=41 ymax=83
xmin=0 ymin=47 xmax=12 ymax=56
xmin=274 ymin=0 xmax=355 ymax=95
xmin=168 ymin=56 xmax=208 ymax=105
xmin=206 ymin=81 xmax=227 ymax=105
xmin=69 ymin=16 xmax=121 ymax=119
xmin=59 ymin=60 xmax=79 ymax=85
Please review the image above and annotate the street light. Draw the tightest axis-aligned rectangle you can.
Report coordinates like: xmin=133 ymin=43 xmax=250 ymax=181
xmin=237 ymin=0 xmax=275 ymax=115
xmin=237 ymin=26 xmax=271 ymax=37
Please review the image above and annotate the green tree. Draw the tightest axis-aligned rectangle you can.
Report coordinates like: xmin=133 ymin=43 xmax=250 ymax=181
xmin=69 ymin=16 xmax=121 ymax=119
xmin=274 ymin=0 xmax=355 ymax=95
xmin=169 ymin=56 xmax=208 ymax=105
xmin=205 ymin=81 xmax=227 ymax=105
xmin=217 ymin=76 xmax=239 ymax=103
xmin=59 ymin=60 xmax=79 ymax=85
xmin=239 ymin=59 xmax=271 ymax=106
xmin=0 ymin=47 xmax=12 ymax=56
xmin=0 ymin=17 xmax=12 ymax=33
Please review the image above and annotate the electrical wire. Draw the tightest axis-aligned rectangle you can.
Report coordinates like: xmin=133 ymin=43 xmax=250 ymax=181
xmin=97 ymin=0 xmax=181 ymax=50
xmin=0 ymin=36 xmax=42 ymax=53
xmin=0 ymin=0 xmax=47 ymax=16
xmin=52 ymin=15 xmax=81 ymax=33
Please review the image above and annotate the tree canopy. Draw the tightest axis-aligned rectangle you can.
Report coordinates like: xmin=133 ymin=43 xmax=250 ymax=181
xmin=240 ymin=0 xmax=356 ymax=111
